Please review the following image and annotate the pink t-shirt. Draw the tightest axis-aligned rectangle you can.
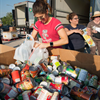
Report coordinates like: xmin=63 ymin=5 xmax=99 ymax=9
xmin=33 ymin=17 xmax=64 ymax=43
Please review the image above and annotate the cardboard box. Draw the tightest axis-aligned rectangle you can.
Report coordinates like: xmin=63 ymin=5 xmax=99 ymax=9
xmin=0 ymin=44 xmax=16 ymax=65
xmin=0 ymin=45 xmax=100 ymax=79
xmin=9 ymin=27 xmax=16 ymax=32
xmin=3 ymin=31 xmax=18 ymax=39
xmin=48 ymin=48 xmax=100 ymax=79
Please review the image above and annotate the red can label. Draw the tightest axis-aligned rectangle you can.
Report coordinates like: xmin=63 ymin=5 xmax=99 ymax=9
xmin=49 ymin=83 xmax=63 ymax=93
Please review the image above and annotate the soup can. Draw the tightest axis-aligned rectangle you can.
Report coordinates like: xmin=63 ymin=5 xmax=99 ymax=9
xmin=16 ymin=78 xmax=36 ymax=91
xmin=40 ymin=63 xmax=49 ymax=72
xmin=37 ymin=88 xmax=53 ymax=100
xmin=51 ymin=92 xmax=59 ymax=100
xmin=21 ymin=70 xmax=30 ymax=81
xmin=0 ymin=69 xmax=12 ymax=77
xmin=70 ymin=86 xmax=95 ymax=100
xmin=4 ymin=86 xmax=18 ymax=100
xmin=11 ymin=70 xmax=21 ymax=84
xmin=88 ymin=75 xmax=98 ymax=88
xmin=30 ymin=86 xmax=43 ymax=100
xmin=22 ymin=90 xmax=32 ymax=100
xmin=0 ymin=82 xmax=12 ymax=94
xmin=29 ymin=66 xmax=39 ymax=78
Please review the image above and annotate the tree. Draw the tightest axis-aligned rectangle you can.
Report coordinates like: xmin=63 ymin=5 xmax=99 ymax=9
xmin=2 ymin=12 xmax=12 ymax=25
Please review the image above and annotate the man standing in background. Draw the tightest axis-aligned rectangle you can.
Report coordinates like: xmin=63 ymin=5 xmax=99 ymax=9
xmin=0 ymin=18 xmax=2 ymax=44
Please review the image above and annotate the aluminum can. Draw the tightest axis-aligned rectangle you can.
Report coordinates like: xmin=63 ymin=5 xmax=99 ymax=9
xmin=4 ymin=86 xmax=18 ymax=100
xmin=0 ymin=69 xmax=12 ymax=77
xmin=22 ymin=90 xmax=32 ymax=100
xmin=30 ymin=86 xmax=43 ymax=100
xmin=29 ymin=66 xmax=39 ymax=78
xmin=88 ymin=75 xmax=98 ymax=88
xmin=70 ymin=86 xmax=95 ymax=100
xmin=11 ymin=70 xmax=21 ymax=84
xmin=21 ymin=70 xmax=30 ymax=81
xmin=0 ymin=82 xmax=11 ymax=94
xmin=16 ymin=78 xmax=36 ymax=91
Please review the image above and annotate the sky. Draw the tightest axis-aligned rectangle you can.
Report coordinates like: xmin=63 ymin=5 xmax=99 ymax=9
xmin=0 ymin=0 xmax=36 ymax=18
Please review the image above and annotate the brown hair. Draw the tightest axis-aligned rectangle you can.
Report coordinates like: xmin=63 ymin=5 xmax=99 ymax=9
xmin=66 ymin=12 xmax=77 ymax=23
xmin=33 ymin=0 xmax=48 ymax=15
xmin=33 ymin=0 xmax=52 ymax=15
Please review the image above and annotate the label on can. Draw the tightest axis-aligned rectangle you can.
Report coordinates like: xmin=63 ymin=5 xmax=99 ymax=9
xmin=88 ymin=75 xmax=98 ymax=88
xmin=21 ymin=70 xmax=30 ymax=81
xmin=4 ymin=87 xmax=18 ymax=99
xmin=0 ymin=83 xmax=12 ymax=94
xmin=77 ymin=69 xmax=88 ymax=82
xmin=46 ymin=74 xmax=55 ymax=82
xmin=37 ymin=88 xmax=52 ymax=100
xmin=16 ymin=78 xmax=34 ymax=90
xmin=22 ymin=91 xmax=32 ymax=100
xmin=49 ymin=82 xmax=63 ymax=93
xmin=66 ymin=68 xmax=77 ymax=78
xmin=50 ymin=92 xmax=59 ymax=100
xmin=30 ymin=86 xmax=43 ymax=99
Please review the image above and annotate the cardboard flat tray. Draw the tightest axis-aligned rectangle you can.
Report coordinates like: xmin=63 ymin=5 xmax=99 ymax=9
xmin=48 ymin=48 xmax=100 ymax=79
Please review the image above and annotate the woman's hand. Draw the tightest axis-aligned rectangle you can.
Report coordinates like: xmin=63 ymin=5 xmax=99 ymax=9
xmin=34 ymin=42 xmax=40 ymax=48
xmin=38 ymin=43 xmax=49 ymax=49
xmin=34 ymin=42 xmax=49 ymax=49
xmin=74 ymin=29 xmax=83 ymax=35
xmin=92 ymin=30 xmax=97 ymax=33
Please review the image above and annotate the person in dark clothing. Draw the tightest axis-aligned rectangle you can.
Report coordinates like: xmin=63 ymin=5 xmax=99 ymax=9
xmin=0 ymin=19 xmax=2 ymax=44
xmin=65 ymin=12 xmax=85 ymax=52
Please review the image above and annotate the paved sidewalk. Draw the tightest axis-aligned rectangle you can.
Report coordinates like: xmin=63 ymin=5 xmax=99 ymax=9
xmin=2 ymin=37 xmax=25 ymax=48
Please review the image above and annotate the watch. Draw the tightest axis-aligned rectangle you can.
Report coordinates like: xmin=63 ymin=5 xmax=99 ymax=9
xmin=50 ymin=42 xmax=53 ymax=47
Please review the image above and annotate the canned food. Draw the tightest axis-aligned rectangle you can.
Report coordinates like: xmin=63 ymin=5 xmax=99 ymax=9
xmin=46 ymin=74 xmax=55 ymax=82
xmin=11 ymin=70 xmax=21 ymax=84
xmin=30 ymin=86 xmax=43 ymax=100
xmin=16 ymin=78 xmax=36 ymax=91
xmin=55 ymin=76 xmax=69 ymax=85
xmin=0 ymin=82 xmax=12 ymax=94
xmin=51 ymin=92 xmax=59 ymax=100
xmin=37 ymin=88 xmax=53 ymax=100
xmin=4 ymin=86 xmax=18 ymax=100
xmin=88 ymin=75 xmax=98 ymax=88
xmin=21 ymin=70 xmax=30 ymax=81
xmin=40 ymin=63 xmax=49 ymax=72
xmin=1 ymin=77 xmax=10 ymax=85
xmin=84 ymin=73 xmax=91 ymax=86
xmin=70 ymin=86 xmax=95 ymax=100
xmin=40 ymin=81 xmax=63 ymax=93
xmin=9 ymin=64 xmax=16 ymax=70
xmin=29 ymin=66 xmax=39 ymax=78
xmin=66 ymin=68 xmax=77 ymax=78
xmin=0 ymin=69 xmax=12 ymax=77
xmin=22 ymin=90 xmax=32 ymax=100
xmin=77 ymin=69 xmax=88 ymax=83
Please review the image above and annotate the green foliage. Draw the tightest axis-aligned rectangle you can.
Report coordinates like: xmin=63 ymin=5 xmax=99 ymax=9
xmin=2 ymin=12 xmax=12 ymax=25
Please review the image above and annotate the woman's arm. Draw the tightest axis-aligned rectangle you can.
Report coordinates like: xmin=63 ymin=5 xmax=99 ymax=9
xmin=65 ymin=28 xmax=82 ymax=35
xmin=31 ymin=29 xmax=38 ymax=40
xmin=86 ymin=28 xmax=92 ymax=36
xmin=36 ymin=28 xmax=69 ymax=49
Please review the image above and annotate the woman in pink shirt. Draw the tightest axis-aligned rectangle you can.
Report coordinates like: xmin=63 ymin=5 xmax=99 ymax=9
xmin=31 ymin=0 xmax=68 ymax=48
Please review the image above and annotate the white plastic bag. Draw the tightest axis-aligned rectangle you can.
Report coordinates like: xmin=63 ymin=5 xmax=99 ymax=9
xmin=29 ymin=45 xmax=49 ymax=66
xmin=14 ymin=34 xmax=34 ymax=62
